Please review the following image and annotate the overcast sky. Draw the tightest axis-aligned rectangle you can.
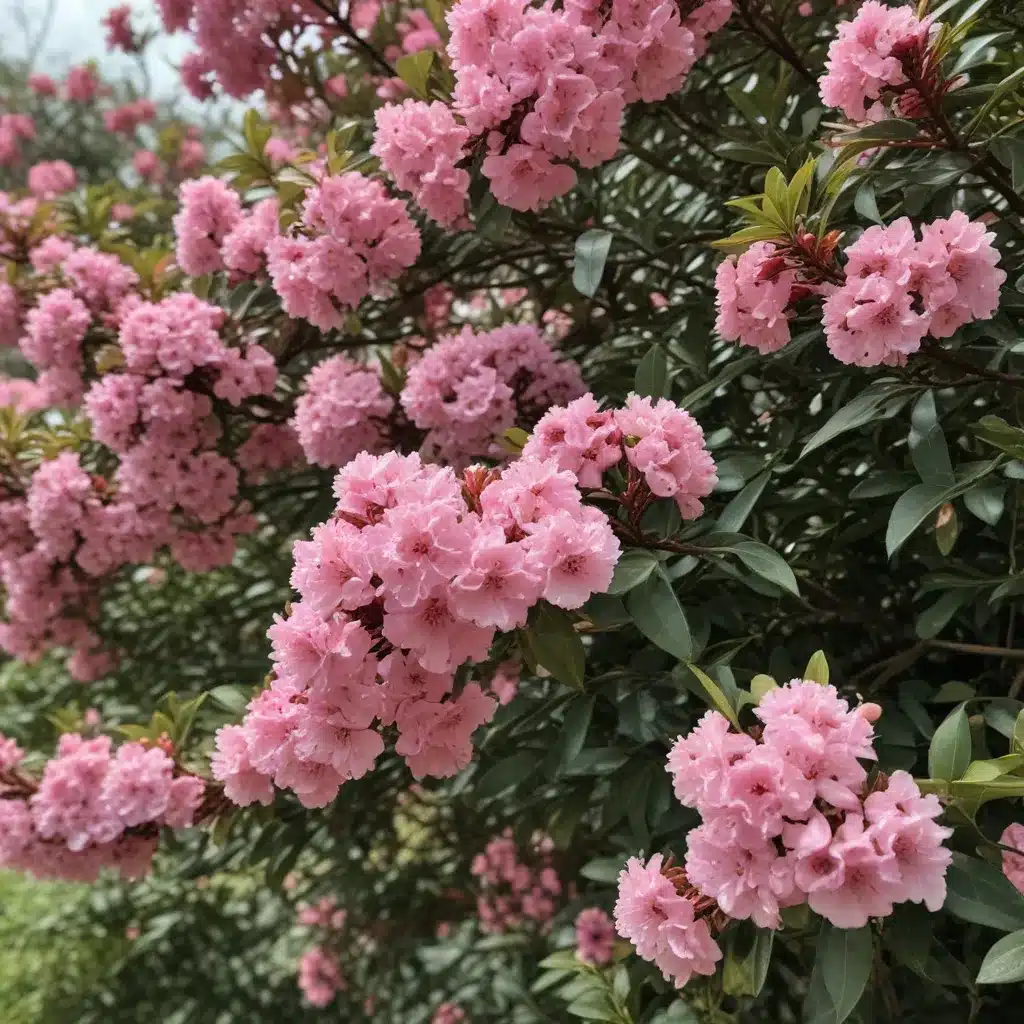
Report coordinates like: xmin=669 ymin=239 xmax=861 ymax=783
xmin=3 ymin=0 xmax=193 ymax=100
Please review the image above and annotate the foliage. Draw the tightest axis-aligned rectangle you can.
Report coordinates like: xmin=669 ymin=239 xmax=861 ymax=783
xmin=0 ymin=0 xmax=1023 ymax=1022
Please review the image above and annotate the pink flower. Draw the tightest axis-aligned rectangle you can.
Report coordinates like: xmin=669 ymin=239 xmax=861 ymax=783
xmin=823 ymin=271 xmax=928 ymax=366
xmin=373 ymin=100 xmax=471 ymax=227
xmin=481 ymin=144 xmax=577 ymax=212
xmin=522 ymin=394 xmax=622 ymax=487
xmin=210 ymin=725 xmax=275 ymax=807
xmin=614 ymin=395 xmax=718 ymax=518
xmin=266 ymin=173 xmax=421 ymax=330
xmin=65 ymin=65 xmax=100 ymax=103
xmin=292 ymin=354 xmax=393 ymax=468
xmin=714 ymin=242 xmax=797 ymax=353
xmin=401 ymin=324 xmax=584 ymax=467
xmin=818 ymin=1 xmax=931 ymax=120
xmin=298 ymin=946 xmax=343 ymax=1007
xmin=614 ymin=854 xmax=722 ymax=987
xmin=27 ymin=160 xmax=76 ymax=198
xmin=28 ymin=74 xmax=57 ymax=96
xmin=575 ymin=907 xmax=616 ymax=964
xmin=1001 ymin=823 xmax=1024 ymax=896
xmin=173 ymin=176 xmax=243 ymax=276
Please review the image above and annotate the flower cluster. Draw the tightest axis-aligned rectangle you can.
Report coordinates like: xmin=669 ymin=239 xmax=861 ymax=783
xmin=158 ymin=0 xmax=332 ymax=99
xmin=0 ymin=375 xmax=47 ymax=413
xmin=0 ymin=114 xmax=35 ymax=166
xmin=714 ymin=241 xmax=800 ymax=354
xmin=819 ymin=2 xmax=932 ymax=121
xmin=211 ymin=450 xmax=619 ymax=808
xmin=716 ymin=213 xmax=1006 ymax=366
xmin=575 ymin=907 xmax=616 ymax=965
xmin=85 ymin=293 xmax=275 ymax=569
xmin=402 ymin=323 xmax=585 ymax=466
xmin=668 ymin=681 xmax=952 ymax=930
xmin=18 ymin=247 xmax=139 ymax=404
xmin=26 ymin=159 xmax=77 ymax=198
xmin=173 ymin=176 xmax=244 ymax=277
xmin=523 ymin=393 xmax=717 ymax=518
xmin=297 ymin=946 xmax=344 ymax=1008
xmin=104 ymin=99 xmax=157 ymax=136
xmin=471 ymin=830 xmax=563 ymax=933
xmin=266 ymin=173 xmax=421 ymax=330
xmin=0 ymin=731 xmax=204 ymax=882
xmin=103 ymin=4 xmax=141 ymax=53
xmin=374 ymin=0 xmax=733 ymax=215
xmin=1001 ymin=823 xmax=1024 ymax=896
xmin=614 ymin=853 xmax=722 ymax=988
xmin=292 ymin=354 xmax=395 ymax=468
xmin=824 ymin=213 xmax=1006 ymax=365
xmin=432 ymin=1003 xmax=467 ymax=1024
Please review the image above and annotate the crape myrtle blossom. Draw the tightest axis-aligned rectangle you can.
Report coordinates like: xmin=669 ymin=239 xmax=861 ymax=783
xmin=298 ymin=946 xmax=344 ymax=1007
xmin=374 ymin=0 xmax=734 ymax=215
xmin=714 ymin=214 xmax=1005 ymax=367
xmin=472 ymin=830 xmax=563 ymax=933
xmin=818 ymin=1 xmax=934 ymax=122
xmin=575 ymin=907 xmax=616 ymax=964
xmin=616 ymin=682 xmax=951 ymax=986
xmin=668 ymin=681 xmax=949 ymax=930
xmin=522 ymin=392 xmax=718 ymax=518
xmin=0 ymin=730 xmax=205 ymax=882
xmin=211 ymin=450 xmax=620 ymax=807
xmin=266 ymin=172 xmax=421 ymax=330
xmin=400 ymin=324 xmax=585 ymax=466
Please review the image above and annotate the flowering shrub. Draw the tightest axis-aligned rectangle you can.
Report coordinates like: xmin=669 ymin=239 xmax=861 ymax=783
xmin=1 ymin=2 xmax=1024 ymax=1023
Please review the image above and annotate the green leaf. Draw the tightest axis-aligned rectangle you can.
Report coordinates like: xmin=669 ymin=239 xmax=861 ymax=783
xmin=475 ymin=751 xmax=538 ymax=799
xmin=684 ymin=662 xmax=742 ymax=730
xmin=977 ymin=930 xmax=1024 ymax=984
xmin=208 ymin=685 xmax=250 ymax=715
xmin=916 ymin=590 xmax=969 ymax=640
xmin=974 ymin=416 xmax=1024 ymax=459
xmin=854 ymin=183 xmax=882 ymax=225
xmin=967 ymin=66 xmax=1024 ymax=136
xmin=723 ymin=925 xmax=774 ymax=997
xmin=800 ymin=381 xmax=914 ymax=458
xmin=990 ymin=136 xmax=1024 ymax=192
xmin=750 ymin=673 xmax=777 ymax=702
xmin=909 ymin=391 xmax=954 ymax=486
xmin=606 ymin=550 xmax=660 ymax=595
xmin=1013 ymin=710 xmax=1024 ymax=754
xmin=886 ymin=460 xmax=1000 ymax=556
xmin=717 ymin=539 xmax=800 ymax=596
xmin=573 ymin=229 xmax=614 ymax=297
xmin=395 ymin=50 xmax=435 ymax=98
xmin=944 ymin=853 xmax=1024 ymax=932
xmin=963 ymin=480 xmax=1005 ymax=526
xmin=560 ymin=695 xmax=596 ymax=766
xmin=522 ymin=602 xmax=587 ymax=690
xmin=717 ymin=471 xmax=769 ymax=533
xmin=819 ymin=922 xmax=873 ymax=1024
xmin=634 ymin=343 xmax=669 ymax=398
xmin=803 ymin=650 xmax=830 ymax=686
xmin=626 ymin=569 xmax=692 ymax=662
xmin=929 ymin=702 xmax=972 ymax=781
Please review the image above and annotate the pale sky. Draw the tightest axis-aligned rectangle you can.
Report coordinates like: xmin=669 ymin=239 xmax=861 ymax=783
xmin=3 ymin=1 xmax=189 ymax=96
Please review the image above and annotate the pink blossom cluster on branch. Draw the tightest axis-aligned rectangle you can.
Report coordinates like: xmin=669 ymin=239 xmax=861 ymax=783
xmin=818 ymin=1 xmax=934 ymax=121
xmin=432 ymin=1002 xmax=467 ymax=1024
xmin=523 ymin=392 xmax=718 ymax=519
xmin=715 ymin=213 xmax=1006 ymax=366
xmin=471 ymin=829 xmax=563 ymax=933
xmin=298 ymin=946 xmax=345 ymax=1008
xmin=0 ymin=730 xmax=204 ymax=882
xmin=574 ymin=906 xmax=616 ymax=965
xmin=211 ymin=449 xmax=620 ymax=808
xmin=374 ymin=0 xmax=734 ymax=214
xmin=290 ymin=322 xmax=583 ymax=469
xmin=615 ymin=680 xmax=953 ymax=988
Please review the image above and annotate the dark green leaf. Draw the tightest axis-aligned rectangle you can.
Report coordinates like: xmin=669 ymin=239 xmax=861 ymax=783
xmin=928 ymin=702 xmax=972 ymax=781
xmin=944 ymin=853 xmax=1024 ymax=931
xmin=977 ymin=930 xmax=1024 ymax=984
xmin=819 ymin=922 xmax=872 ymax=1023
xmin=606 ymin=550 xmax=660 ymax=595
xmin=522 ymin=602 xmax=587 ymax=690
xmin=635 ymin=343 xmax=670 ymax=398
xmin=573 ymin=229 xmax=613 ymax=297
xmin=626 ymin=569 xmax=692 ymax=662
